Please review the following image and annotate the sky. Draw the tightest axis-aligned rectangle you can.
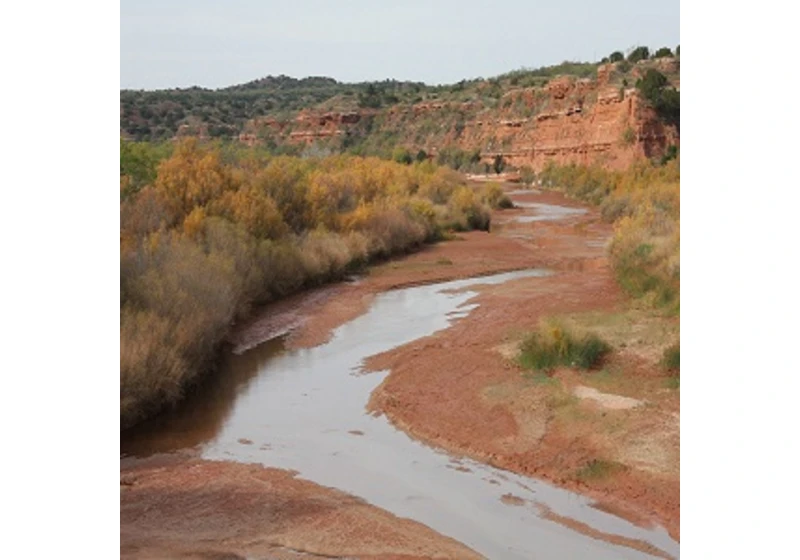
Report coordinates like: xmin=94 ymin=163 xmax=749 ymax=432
xmin=121 ymin=0 xmax=680 ymax=90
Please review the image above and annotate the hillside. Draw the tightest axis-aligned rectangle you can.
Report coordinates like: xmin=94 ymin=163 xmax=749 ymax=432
xmin=121 ymin=51 xmax=679 ymax=171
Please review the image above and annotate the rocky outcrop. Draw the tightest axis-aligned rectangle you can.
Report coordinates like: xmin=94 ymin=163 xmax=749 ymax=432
xmin=241 ymin=63 xmax=679 ymax=170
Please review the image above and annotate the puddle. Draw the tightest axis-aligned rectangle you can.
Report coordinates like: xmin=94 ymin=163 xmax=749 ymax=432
xmin=507 ymin=188 xmax=542 ymax=195
xmin=122 ymin=269 xmax=678 ymax=559
xmin=512 ymin=201 xmax=588 ymax=223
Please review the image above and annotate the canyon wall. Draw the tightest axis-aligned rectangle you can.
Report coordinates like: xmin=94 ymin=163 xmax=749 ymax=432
xmin=239 ymin=62 xmax=679 ymax=171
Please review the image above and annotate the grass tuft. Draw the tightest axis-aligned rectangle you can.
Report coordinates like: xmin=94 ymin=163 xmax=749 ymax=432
xmin=576 ymin=459 xmax=625 ymax=481
xmin=662 ymin=342 xmax=679 ymax=389
xmin=662 ymin=343 xmax=680 ymax=371
xmin=518 ymin=320 xmax=611 ymax=372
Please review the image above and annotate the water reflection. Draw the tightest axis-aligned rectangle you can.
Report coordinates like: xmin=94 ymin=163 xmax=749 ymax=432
xmin=121 ymin=336 xmax=286 ymax=457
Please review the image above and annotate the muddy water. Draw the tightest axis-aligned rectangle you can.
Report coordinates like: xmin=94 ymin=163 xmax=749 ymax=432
xmin=123 ymin=268 xmax=678 ymax=559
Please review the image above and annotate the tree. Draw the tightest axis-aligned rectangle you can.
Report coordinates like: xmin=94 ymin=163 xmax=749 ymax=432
xmin=357 ymin=84 xmax=383 ymax=109
xmin=636 ymin=69 xmax=668 ymax=99
xmin=676 ymin=45 xmax=680 ymax=57
xmin=635 ymin=69 xmax=680 ymax=129
xmin=609 ymin=51 xmax=625 ymax=63
xmin=493 ymin=155 xmax=506 ymax=175
xmin=627 ymin=46 xmax=650 ymax=63
xmin=653 ymin=47 xmax=674 ymax=58
xmin=120 ymin=139 xmax=172 ymax=200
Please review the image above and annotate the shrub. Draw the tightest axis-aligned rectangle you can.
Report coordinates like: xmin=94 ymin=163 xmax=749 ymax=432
xmin=518 ymin=321 xmax=611 ymax=372
xmin=608 ymin=51 xmax=625 ymax=63
xmin=519 ymin=166 xmax=536 ymax=186
xmin=446 ymin=186 xmax=491 ymax=231
xmin=636 ymin=69 xmax=680 ymax=128
xmin=662 ymin=343 xmax=680 ymax=371
xmin=481 ymin=183 xmax=513 ymax=209
xmin=600 ymin=195 xmax=632 ymax=223
xmin=493 ymin=154 xmax=506 ymax=175
xmin=653 ymin=47 xmax=674 ymax=58
xmin=627 ymin=46 xmax=650 ymax=63
xmin=392 ymin=146 xmax=413 ymax=165
xmin=660 ymin=145 xmax=678 ymax=166
xmin=621 ymin=127 xmax=636 ymax=146
xmin=120 ymin=139 xmax=173 ymax=200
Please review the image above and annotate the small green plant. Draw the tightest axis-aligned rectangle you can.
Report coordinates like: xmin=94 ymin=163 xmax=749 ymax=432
xmin=576 ymin=459 xmax=624 ymax=481
xmin=518 ymin=321 xmax=611 ymax=372
xmin=621 ymin=127 xmax=636 ymax=146
xmin=662 ymin=342 xmax=679 ymax=388
xmin=665 ymin=376 xmax=680 ymax=389
xmin=662 ymin=343 xmax=680 ymax=371
xmin=659 ymin=145 xmax=678 ymax=165
xmin=391 ymin=146 xmax=413 ymax=165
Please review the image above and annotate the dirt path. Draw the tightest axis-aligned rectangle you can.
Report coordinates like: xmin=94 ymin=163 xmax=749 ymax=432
xmin=258 ymin=184 xmax=679 ymax=540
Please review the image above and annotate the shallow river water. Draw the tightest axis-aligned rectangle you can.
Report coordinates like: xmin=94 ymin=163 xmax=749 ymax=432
xmin=123 ymin=266 xmax=679 ymax=559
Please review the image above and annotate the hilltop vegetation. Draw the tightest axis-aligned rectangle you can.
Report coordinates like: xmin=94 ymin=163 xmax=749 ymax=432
xmin=120 ymin=45 xmax=680 ymax=144
xmin=120 ymin=140 xmax=492 ymax=427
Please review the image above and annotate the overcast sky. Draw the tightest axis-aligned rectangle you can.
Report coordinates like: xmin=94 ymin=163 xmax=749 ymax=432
xmin=121 ymin=0 xmax=679 ymax=90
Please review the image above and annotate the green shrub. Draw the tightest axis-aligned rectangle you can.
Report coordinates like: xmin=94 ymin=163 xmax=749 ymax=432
xmin=392 ymin=146 xmax=413 ymax=165
xmin=518 ymin=321 xmax=611 ymax=372
xmin=493 ymin=154 xmax=506 ymax=175
xmin=653 ymin=47 xmax=674 ymax=58
xmin=660 ymin=145 xmax=678 ymax=166
xmin=608 ymin=51 xmax=625 ymax=63
xmin=627 ymin=46 xmax=650 ymax=63
xmin=622 ymin=127 xmax=636 ymax=146
xmin=662 ymin=343 xmax=680 ymax=371
xmin=572 ymin=335 xmax=613 ymax=369
xmin=636 ymin=69 xmax=680 ymax=128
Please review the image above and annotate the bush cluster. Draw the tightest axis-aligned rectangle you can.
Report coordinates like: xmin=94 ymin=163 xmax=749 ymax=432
xmin=120 ymin=139 xmax=492 ymax=427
